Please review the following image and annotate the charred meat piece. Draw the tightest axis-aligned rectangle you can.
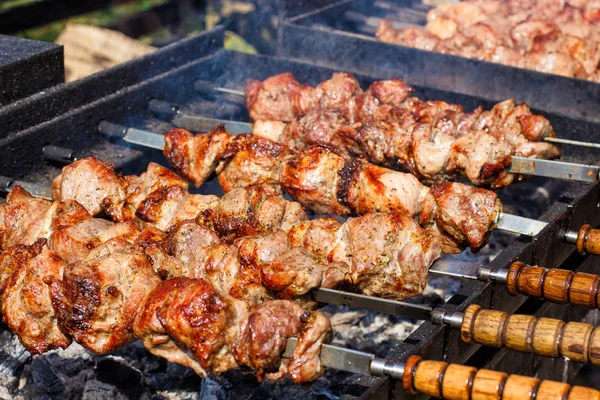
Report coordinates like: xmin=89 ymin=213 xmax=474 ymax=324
xmin=134 ymin=278 xmax=242 ymax=376
xmin=51 ymin=238 xmax=161 ymax=353
xmin=135 ymin=277 xmax=331 ymax=384
xmin=233 ymin=300 xmax=331 ymax=383
xmin=2 ymin=243 xmax=72 ymax=354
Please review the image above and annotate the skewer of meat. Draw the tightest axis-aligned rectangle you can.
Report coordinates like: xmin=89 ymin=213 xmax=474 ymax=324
xmin=163 ymin=125 xmax=504 ymax=254
xmin=7 ymin=159 xmax=600 ymax=312
xmin=0 ymin=233 xmax=330 ymax=383
xmin=244 ymin=72 xmax=562 ymax=188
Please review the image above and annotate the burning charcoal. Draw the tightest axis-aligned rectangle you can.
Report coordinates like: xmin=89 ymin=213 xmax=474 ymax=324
xmin=199 ymin=377 xmax=227 ymax=400
xmin=82 ymin=379 xmax=127 ymax=400
xmin=30 ymin=357 xmax=66 ymax=394
xmin=96 ymin=356 xmax=148 ymax=399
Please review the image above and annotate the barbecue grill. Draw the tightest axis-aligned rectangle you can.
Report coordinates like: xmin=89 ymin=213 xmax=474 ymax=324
xmin=280 ymin=0 xmax=600 ymax=122
xmin=2 ymin=26 xmax=600 ymax=399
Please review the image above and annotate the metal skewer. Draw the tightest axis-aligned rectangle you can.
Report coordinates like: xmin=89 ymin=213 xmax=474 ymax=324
xmin=97 ymin=120 xmax=600 ymax=256
xmin=148 ymin=100 xmax=600 ymax=183
xmin=283 ymin=341 xmax=600 ymax=398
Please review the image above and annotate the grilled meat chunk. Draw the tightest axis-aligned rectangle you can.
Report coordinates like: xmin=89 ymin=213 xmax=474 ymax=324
xmin=246 ymin=72 xmax=313 ymax=122
xmin=135 ymin=278 xmax=242 ymax=376
xmin=286 ymin=213 xmax=441 ymax=300
xmin=2 ymin=243 xmax=71 ymax=354
xmin=162 ymin=127 xmax=232 ymax=193
xmin=0 ymin=186 xmax=51 ymax=249
xmin=233 ymin=300 xmax=331 ymax=383
xmin=52 ymin=157 xmax=126 ymax=220
xmin=49 ymin=219 xmax=139 ymax=263
xmin=53 ymin=156 xmax=306 ymax=239
xmin=0 ymin=187 xmax=89 ymax=250
xmin=428 ymin=182 xmax=502 ymax=251
xmin=135 ymin=278 xmax=331 ymax=383
xmin=51 ymin=238 xmax=161 ymax=353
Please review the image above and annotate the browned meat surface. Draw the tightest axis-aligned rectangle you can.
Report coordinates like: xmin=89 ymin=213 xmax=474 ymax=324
xmin=123 ymin=162 xmax=189 ymax=221
xmin=133 ymin=278 xmax=212 ymax=376
xmin=135 ymin=278 xmax=241 ymax=376
xmin=0 ymin=187 xmax=91 ymax=251
xmin=52 ymin=157 xmax=126 ymax=220
xmin=217 ymin=135 xmax=294 ymax=193
xmin=0 ymin=243 xmax=40 ymax=300
xmin=52 ymin=157 xmax=306 ymax=240
xmin=249 ymin=74 xmax=560 ymax=189
xmin=49 ymin=219 xmax=139 ymax=263
xmin=163 ymin=126 xmax=234 ymax=190
xmin=0 ymin=186 xmax=51 ymax=249
xmin=429 ymin=182 xmax=502 ymax=250
xmin=51 ymin=238 xmax=161 ymax=353
xmin=287 ymin=213 xmax=441 ymax=300
xmin=233 ymin=300 xmax=331 ymax=383
xmin=341 ymin=213 xmax=440 ymax=299
xmin=246 ymin=73 xmax=313 ymax=122
xmin=136 ymin=277 xmax=330 ymax=383
xmin=2 ymin=243 xmax=71 ymax=354
xmin=375 ymin=1 xmax=600 ymax=82
xmin=149 ymin=220 xmax=338 ymax=303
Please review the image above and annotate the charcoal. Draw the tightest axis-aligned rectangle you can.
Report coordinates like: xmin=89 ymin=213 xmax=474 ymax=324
xmin=82 ymin=379 xmax=127 ymax=400
xmin=0 ymin=329 xmax=30 ymax=378
xmin=96 ymin=356 xmax=150 ymax=400
xmin=30 ymin=357 xmax=65 ymax=395
xmin=199 ymin=377 xmax=227 ymax=400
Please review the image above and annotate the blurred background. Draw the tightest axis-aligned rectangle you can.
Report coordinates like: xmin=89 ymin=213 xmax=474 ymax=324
xmin=2 ymin=0 xmax=273 ymax=81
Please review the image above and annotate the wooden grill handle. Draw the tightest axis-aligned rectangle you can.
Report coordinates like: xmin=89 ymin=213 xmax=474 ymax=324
xmin=575 ymin=224 xmax=600 ymax=255
xmin=402 ymin=355 xmax=600 ymax=399
xmin=460 ymin=304 xmax=600 ymax=365
xmin=506 ymin=261 xmax=600 ymax=308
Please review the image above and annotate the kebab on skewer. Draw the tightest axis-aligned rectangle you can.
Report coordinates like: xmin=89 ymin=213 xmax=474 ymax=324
xmin=4 ymin=160 xmax=600 ymax=376
xmin=161 ymin=125 xmax=502 ymax=254
xmin=375 ymin=0 xmax=600 ymax=82
xmin=244 ymin=72 xmax=564 ymax=189
xmin=185 ymin=72 xmax=600 ymax=186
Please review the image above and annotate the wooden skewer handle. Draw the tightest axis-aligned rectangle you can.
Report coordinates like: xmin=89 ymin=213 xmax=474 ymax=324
xmin=402 ymin=355 xmax=600 ymax=399
xmin=506 ymin=261 xmax=600 ymax=308
xmin=460 ymin=304 xmax=600 ymax=364
xmin=575 ymin=224 xmax=600 ymax=255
